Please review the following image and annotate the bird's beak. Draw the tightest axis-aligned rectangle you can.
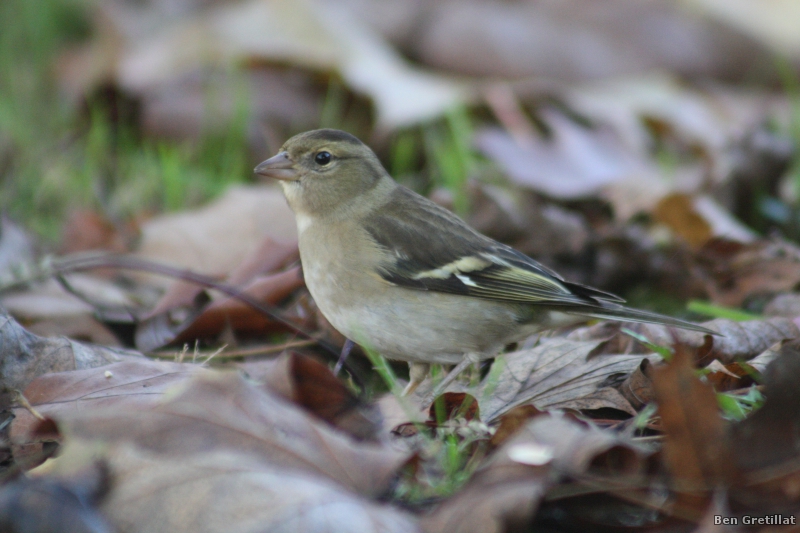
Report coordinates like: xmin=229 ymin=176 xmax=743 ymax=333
xmin=254 ymin=152 xmax=299 ymax=181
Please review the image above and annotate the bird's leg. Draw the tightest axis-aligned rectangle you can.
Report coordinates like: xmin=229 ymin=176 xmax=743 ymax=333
xmin=333 ymin=338 xmax=355 ymax=376
xmin=430 ymin=353 xmax=480 ymax=398
xmin=402 ymin=362 xmax=430 ymax=396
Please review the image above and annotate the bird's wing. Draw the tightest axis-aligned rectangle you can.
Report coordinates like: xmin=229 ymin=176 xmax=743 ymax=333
xmin=364 ymin=186 xmax=624 ymax=306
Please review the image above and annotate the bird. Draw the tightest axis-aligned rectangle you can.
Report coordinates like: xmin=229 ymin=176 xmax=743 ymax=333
xmin=255 ymin=128 xmax=714 ymax=396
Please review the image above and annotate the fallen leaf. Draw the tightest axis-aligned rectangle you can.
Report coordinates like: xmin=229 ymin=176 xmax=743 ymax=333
xmin=743 ymin=340 xmax=784 ymax=376
xmin=52 ymin=371 xmax=409 ymax=496
xmin=54 ymin=441 xmax=422 ymax=533
xmin=764 ymin=293 xmax=800 ymax=318
xmin=10 ymin=359 xmax=205 ymax=448
xmin=134 ymin=185 xmax=297 ymax=289
xmin=374 ymin=393 xmax=427 ymax=440
xmin=135 ymin=267 xmax=305 ymax=351
xmin=97 ymin=0 xmax=466 ymax=129
xmin=427 ymin=393 xmax=480 ymax=424
xmin=654 ymin=193 xmax=713 ymax=248
xmin=651 ymin=344 xmax=734 ymax=517
xmin=59 ymin=210 xmax=133 ymax=255
xmin=475 ymin=111 xmax=652 ymax=200
xmin=422 ymin=413 xmax=646 ymax=533
xmin=259 ymin=351 xmax=380 ymax=441
xmin=695 ymin=238 xmax=800 ymax=308
xmin=704 ymin=360 xmax=755 ymax=392
xmin=139 ymin=68 xmax=324 ymax=146
xmin=564 ymin=73 xmax=781 ymax=165
xmin=404 ymin=0 xmax=769 ymax=81
xmin=730 ymin=341 xmax=800 ymax=510
xmin=619 ymin=358 xmax=655 ymax=410
xmin=474 ymin=337 xmax=657 ymax=421
xmin=141 ymin=236 xmax=298 ymax=320
xmin=489 ymin=404 xmax=542 ymax=448
xmin=0 ymin=313 xmax=143 ymax=396
xmin=1 ymin=274 xmax=140 ymax=345
xmin=558 ymin=386 xmax=637 ymax=417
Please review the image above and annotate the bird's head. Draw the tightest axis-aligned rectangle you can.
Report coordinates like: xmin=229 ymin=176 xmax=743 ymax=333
xmin=255 ymin=129 xmax=390 ymax=217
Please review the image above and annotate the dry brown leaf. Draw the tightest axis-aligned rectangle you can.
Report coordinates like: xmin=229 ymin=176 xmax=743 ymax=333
xmin=10 ymin=359 xmax=205 ymax=447
xmin=59 ymin=210 xmax=133 ymax=255
xmin=696 ymin=239 xmax=800 ymax=308
xmin=139 ymin=68 xmax=323 ymax=146
xmin=141 ymin=236 xmax=298 ymax=320
xmin=422 ymin=413 xmax=646 ymax=533
xmin=619 ymin=358 xmax=655 ymax=410
xmin=764 ymin=293 xmax=800 ymax=318
xmin=704 ymin=360 xmax=755 ymax=392
xmin=374 ymin=393 xmax=427 ymax=439
xmin=0 ymin=313 xmax=143 ymax=396
xmin=474 ymin=338 xmax=656 ymax=421
xmin=558 ymin=386 xmax=637 ymax=416
xmin=51 ymin=441 xmax=421 ymax=533
xmin=475 ymin=110 xmax=652 ymax=201
xmin=744 ymin=341 xmax=784 ymax=376
xmin=259 ymin=352 xmax=380 ymax=441
xmin=135 ymin=267 xmax=305 ymax=352
xmin=134 ymin=186 xmax=297 ymax=289
xmin=489 ymin=404 xmax=543 ymax=448
xmin=85 ymin=0 xmax=466 ymax=130
xmin=1 ymin=273 xmax=140 ymax=345
xmin=654 ymin=193 xmax=713 ymax=248
xmin=730 ymin=341 xmax=800 ymax=510
xmin=564 ymin=74 xmax=783 ymax=167
xmin=633 ymin=317 xmax=799 ymax=365
xmin=399 ymin=0 xmax=768 ymax=81
xmin=226 ymin=236 xmax=300 ymax=286
xmin=53 ymin=371 xmax=408 ymax=497
xmin=651 ymin=344 xmax=734 ymax=517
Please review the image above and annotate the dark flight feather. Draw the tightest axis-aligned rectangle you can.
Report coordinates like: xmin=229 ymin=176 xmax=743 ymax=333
xmin=366 ymin=186 xmax=715 ymax=334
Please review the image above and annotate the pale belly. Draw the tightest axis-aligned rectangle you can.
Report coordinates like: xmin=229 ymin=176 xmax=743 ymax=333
xmin=302 ymin=252 xmax=544 ymax=364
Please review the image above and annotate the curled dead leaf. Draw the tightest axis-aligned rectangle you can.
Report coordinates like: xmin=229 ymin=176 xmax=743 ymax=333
xmin=135 ymin=267 xmax=305 ymax=352
xmin=651 ymin=344 xmax=734 ymax=518
xmin=259 ymin=351 xmax=381 ymax=441
xmin=475 ymin=338 xmax=657 ymax=421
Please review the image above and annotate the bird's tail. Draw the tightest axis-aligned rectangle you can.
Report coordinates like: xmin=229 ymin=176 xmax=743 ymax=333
xmin=570 ymin=302 xmax=718 ymax=335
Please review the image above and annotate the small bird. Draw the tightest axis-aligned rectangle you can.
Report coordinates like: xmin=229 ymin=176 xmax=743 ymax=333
xmin=255 ymin=129 xmax=713 ymax=395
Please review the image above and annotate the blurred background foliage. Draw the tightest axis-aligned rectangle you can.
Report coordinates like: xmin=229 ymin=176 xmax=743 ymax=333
xmin=3 ymin=0 xmax=800 ymax=317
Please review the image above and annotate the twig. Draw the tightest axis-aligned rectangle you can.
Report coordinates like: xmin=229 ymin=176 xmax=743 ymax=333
xmin=1 ymin=252 xmax=339 ymax=358
xmin=201 ymin=344 xmax=228 ymax=366
xmin=13 ymin=390 xmax=45 ymax=421
xmin=149 ymin=339 xmax=316 ymax=361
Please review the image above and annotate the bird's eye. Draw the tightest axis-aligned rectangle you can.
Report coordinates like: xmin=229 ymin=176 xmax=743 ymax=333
xmin=314 ymin=151 xmax=332 ymax=166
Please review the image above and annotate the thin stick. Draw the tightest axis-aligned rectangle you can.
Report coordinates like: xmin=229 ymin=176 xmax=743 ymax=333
xmin=5 ymin=252 xmax=339 ymax=358
xmin=13 ymin=390 xmax=45 ymax=421
xmin=149 ymin=339 xmax=316 ymax=361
